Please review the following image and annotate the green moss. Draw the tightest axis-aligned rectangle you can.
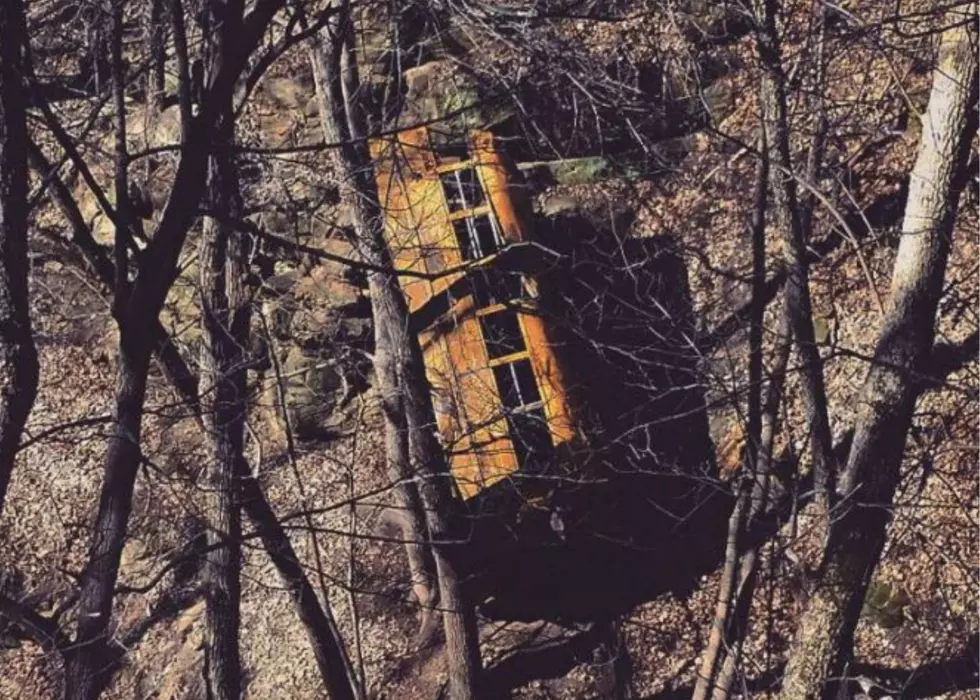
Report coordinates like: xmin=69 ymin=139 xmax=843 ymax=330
xmin=863 ymin=581 xmax=912 ymax=629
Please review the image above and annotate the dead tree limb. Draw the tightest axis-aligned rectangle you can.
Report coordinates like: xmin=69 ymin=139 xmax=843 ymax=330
xmin=754 ymin=0 xmax=837 ymax=514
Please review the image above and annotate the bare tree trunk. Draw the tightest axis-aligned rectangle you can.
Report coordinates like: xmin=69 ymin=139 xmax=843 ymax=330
xmin=0 ymin=0 xmax=39 ymax=515
xmin=706 ymin=304 xmax=793 ymax=700
xmin=146 ymin=0 xmax=167 ymax=112
xmin=253 ymin=310 xmax=361 ymax=700
xmin=694 ymin=147 xmax=769 ymax=700
xmin=200 ymin=237 xmax=245 ymax=700
xmin=394 ymin=284 xmax=483 ymax=700
xmin=754 ymin=0 xmax=837 ymax=511
xmin=65 ymin=6 xmax=154 ymax=695
xmin=310 ymin=10 xmax=483 ymax=696
xmin=29 ymin=73 xmax=356 ymax=700
xmin=109 ymin=0 xmax=132 ymax=324
xmin=779 ymin=10 xmax=978 ymax=699
xmin=239 ymin=469 xmax=359 ymax=700
xmin=63 ymin=1 xmax=289 ymax=694
xmin=698 ymin=17 xmax=831 ymax=690
xmin=308 ymin=16 xmax=437 ymax=640
xmin=66 ymin=335 xmax=153 ymax=700
xmin=198 ymin=20 xmax=246 ymax=694
xmin=381 ymin=381 xmax=440 ymax=645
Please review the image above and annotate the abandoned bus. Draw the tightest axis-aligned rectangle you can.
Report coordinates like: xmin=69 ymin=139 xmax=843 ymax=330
xmin=370 ymin=127 xmax=576 ymax=499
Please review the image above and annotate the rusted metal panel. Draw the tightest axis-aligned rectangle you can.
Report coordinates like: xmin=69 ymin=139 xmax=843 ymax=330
xmin=419 ymin=327 xmax=485 ymax=497
xmin=470 ymin=130 xmax=525 ymax=245
xmin=371 ymin=129 xmax=433 ymax=313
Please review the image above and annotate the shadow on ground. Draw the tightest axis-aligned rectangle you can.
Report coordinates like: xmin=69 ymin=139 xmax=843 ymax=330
xmin=457 ymin=209 xmax=733 ymax=624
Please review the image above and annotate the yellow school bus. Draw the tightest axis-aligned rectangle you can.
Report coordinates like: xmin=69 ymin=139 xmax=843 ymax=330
xmin=370 ymin=127 xmax=576 ymax=499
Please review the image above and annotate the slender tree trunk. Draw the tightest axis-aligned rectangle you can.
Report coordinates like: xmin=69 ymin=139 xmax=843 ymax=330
xmin=391 ymin=276 xmax=483 ymax=700
xmin=380 ymin=374 xmax=440 ymax=644
xmin=65 ymin=5 xmax=154 ymax=694
xmin=239 ymin=468 xmax=359 ymax=700
xmin=779 ymin=11 xmax=978 ymax=699
xmin=58 ymin=0 xmax=286 ymax=694
xmin=309 ymin=21 xmax=437 ymax=638
xmin=147 ymin=0 xmax=167 ymax=112
xmin=32 ymin=97 xmax=356 ymax=700
xmin=310 ymin=12 xmax=483 ymax=696
xmin=698 ymin=18 xmax=830 ymax=690
xmin=198 ymin=41 xmax=246 ymax=698
xmin=754 ymin=0 xmax=837 ymax=511
xmin=65 ymin=334 xmax=152 ymax=700
xmin=109 ymin=0 xmax=130 ymax=312
xmin=0 ymin=0 xmax=39 ymax=515
xmin=708 ymin=303 xmax=793 ymax=700
xmin=693 ymin=147 xmax=769 ymax=700
xmin=254 ymin=308 xmax=361 ymax=699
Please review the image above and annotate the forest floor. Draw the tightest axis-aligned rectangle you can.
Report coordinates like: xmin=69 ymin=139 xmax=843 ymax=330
xmin=0 ymin=0 xmax=976 ymax=698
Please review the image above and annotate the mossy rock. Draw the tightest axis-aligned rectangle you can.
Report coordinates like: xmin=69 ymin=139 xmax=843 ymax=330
xmin=519 ymin=157 xmax=620 ymax=188
xmin=863 ymin=581 xmax=912 ymax=629
xmin=277 ymin=347 xmax=348 ymax=440
xmin=400 ymin=60 xmax=511 ymax=135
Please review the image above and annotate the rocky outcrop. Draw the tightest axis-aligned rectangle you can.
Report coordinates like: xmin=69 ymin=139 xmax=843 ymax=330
xmin=399 ymin=60 xmax=514 ymax=139
xmin=253 ymin=240 xmax=373 ymax=447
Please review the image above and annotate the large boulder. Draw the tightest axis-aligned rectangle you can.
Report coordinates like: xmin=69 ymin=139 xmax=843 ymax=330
xmin=254 ymin=246 xmax=373 ymax=446
xmin=399 ymin=60 xmax=514 ymax=141
xmin=275 ymin=345 xmax=356 ymax=441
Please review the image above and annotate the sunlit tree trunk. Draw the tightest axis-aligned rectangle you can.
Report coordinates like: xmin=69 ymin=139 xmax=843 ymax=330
xmin=779 ymin=9 xmax=978 ymax=698
xmin=308 ymin=6 xmax=436 ymax=633
xmin=310 ymin=4 xmax=483 ymax=695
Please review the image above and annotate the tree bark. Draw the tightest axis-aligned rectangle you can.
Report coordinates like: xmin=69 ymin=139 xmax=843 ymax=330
xmin=779 ymin=10 xmax=978 ymax=699
xmin=198 ymin=4 xmax=246 ymax=691
xmin=65 ymin=332 xmax=153 ymax=700
xmin=147 ymin=0 xmax=168 ymax=112
xmin=707 ymin=303 xmax=793 ymax=700
xmin=239 ymin=468 xmax=359 ymax=700
xmin=310 ymin=7 xmax=483 ymax=696
xmin=308 ymin=13 xmax=437 ymax=641
xmin=63 ymin=2 xmax=288 ymax=696
xmin=394 ymin=272 xmax=484 ymax=700
xmin=65 ymin=5 xmax=158 ymax=696
xmin=379 ymin=380 xmax=440 ymax=645
xmin=0 ymin=0 xmax=39 ymax=515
